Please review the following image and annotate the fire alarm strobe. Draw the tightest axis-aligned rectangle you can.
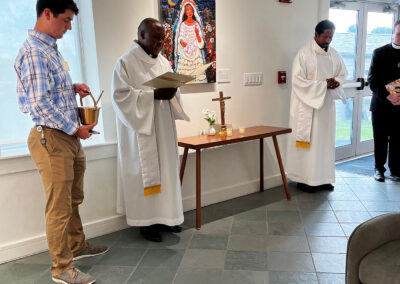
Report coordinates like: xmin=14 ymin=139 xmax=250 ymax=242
xmin=278 ymin=71 xmax=286 ymax=84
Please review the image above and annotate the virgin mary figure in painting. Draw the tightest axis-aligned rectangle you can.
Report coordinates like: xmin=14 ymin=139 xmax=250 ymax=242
xmin=174 ymin=0 xmax=207 ymax=82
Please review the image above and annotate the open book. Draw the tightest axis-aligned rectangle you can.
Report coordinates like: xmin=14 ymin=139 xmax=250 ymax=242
xmin=385 ymin=78 xmax=400 ymax=93
xmin=143 ymin=62 xmax=214 ymax=88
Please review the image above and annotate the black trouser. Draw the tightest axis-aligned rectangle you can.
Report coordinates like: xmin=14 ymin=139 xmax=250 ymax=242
xmin=371 ymin=110 xmax=400 ymax=175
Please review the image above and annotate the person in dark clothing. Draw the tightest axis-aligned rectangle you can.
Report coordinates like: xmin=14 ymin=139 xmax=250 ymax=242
xmin=368 ymin=20 xmax=400 ymax=182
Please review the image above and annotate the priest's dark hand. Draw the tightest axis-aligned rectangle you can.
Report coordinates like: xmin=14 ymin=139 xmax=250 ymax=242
xmin=154 ymin=88 xmax=177 ymax=100
xmin=326 ymin=78 xmax=340 ymax=89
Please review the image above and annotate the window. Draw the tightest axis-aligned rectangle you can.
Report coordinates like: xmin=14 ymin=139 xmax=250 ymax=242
xmin=0 ymin=0 xmax=83 ymax=147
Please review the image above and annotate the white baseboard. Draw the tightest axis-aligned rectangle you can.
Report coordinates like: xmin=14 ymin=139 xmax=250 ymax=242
xmin=0 ymin=215 xmax=128 ymax=264
xmin=182 ymin=174 xmax=283 ymax=211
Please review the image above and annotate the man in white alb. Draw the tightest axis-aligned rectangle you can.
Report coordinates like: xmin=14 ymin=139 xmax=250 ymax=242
xmin=286 ymin=20 xmax=348 ymax=193
xmin=112 ymin=18 xmax=190 ymax=242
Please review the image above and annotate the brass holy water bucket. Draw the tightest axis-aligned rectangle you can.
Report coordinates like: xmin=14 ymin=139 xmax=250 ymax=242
xmin=77 ymin=106 xmax=100 ymax=125
xmin=77 ymin=90 xmax=103 ymax=133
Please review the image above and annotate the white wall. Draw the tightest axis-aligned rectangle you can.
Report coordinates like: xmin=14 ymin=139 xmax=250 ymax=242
xmin=0 ymin=0 xmax=329 ymax=263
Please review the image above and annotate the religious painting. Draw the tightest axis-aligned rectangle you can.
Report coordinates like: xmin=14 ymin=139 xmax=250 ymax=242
xmin=160 ymin=0 xmax=216 ymax=83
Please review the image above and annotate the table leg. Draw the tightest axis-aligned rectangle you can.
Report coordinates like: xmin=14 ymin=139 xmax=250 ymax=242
xmin=180 ymin=147 xmax=189 ymax=185
xmin=260 ymin=138 xmax=264 ymax=192
xmin=196 ymin=149 xmax=201 ymax=229
xmin=272 ymin=136 xmax=291 ymax=200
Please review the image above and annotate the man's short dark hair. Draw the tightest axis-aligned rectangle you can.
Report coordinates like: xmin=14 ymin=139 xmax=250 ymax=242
xmin=315 ymin=20 xmax=336 ymax=35
xmin=36 ymin=0 xmax=79 ymax=18
xmin=395 ymin=20 xmax=400 ymax=29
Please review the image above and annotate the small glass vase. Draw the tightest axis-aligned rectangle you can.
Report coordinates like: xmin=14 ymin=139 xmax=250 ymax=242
xmin=208 ymin=125 xmax=216 ymax=136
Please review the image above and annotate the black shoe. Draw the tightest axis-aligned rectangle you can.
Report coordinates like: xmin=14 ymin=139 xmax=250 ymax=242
xmin=297 ymin=183 xmax=319 ymax=193
xmin=374 ymin=170 xmax=385 ymax=182
xmin=140 ymin=226 xmax=162 ymax=242
xmin=152 ymin=224 xmax=182 ymax=233
xmin=390 ymin=173 xmax=400 ymax=182
xmin=319 ymin=184 xmax=334 ymax=191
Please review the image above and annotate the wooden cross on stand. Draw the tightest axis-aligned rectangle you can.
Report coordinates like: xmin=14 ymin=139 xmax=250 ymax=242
xmin=212 ymin=91 xmax=231 ymax=130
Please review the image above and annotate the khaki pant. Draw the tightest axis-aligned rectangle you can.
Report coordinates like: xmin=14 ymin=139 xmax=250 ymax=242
xmin=28 ymin=127 xmax=87 ymax=276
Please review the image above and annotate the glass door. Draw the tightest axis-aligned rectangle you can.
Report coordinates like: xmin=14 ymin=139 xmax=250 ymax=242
xmin=329 ymin=1 xmax=397 ymax=161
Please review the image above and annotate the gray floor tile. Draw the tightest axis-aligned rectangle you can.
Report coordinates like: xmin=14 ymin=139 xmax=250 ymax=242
xmin=266 ymin=199 xmax=298 ymax=211
xmin=194 ymin=217 xmax=233 ymax=235
xmin=137 ymin=248 xmax=184 ymax=268
xmin=114 ymin=228 xmax=151 ymax=249
xmin=331 ymin=183 xmax=351 ymax=191
xmin=295 ymin=193 xmax=327 ymax=201
xmin=228 ymin=235 xmax=267 ymax=251
xmin=308 ymin=237 xmax=348 ymax=253
xmin=297 ymin=200 xmax=332 ymax=211
xmin=329 ymin=201 xmax=366 ymax=211
xmin=340 ymin=223 xmax=361 ymax=237
xmin=354 ymin=191 xmax=390 ymax=201
xmin=312 ymin=253 xmax=346 ymax=273
xmin=325 ymin=191 xmax=359 ymax=201
xmin=87 ymin=231 xmax=121 ymax=248
xmin=233 ymin=209 xmax=267 ymax=221
xmin=0 ymin=263 xmax=49 ymax=283
xmin=267 ymin=211 xmax=301 ymax=223
xmin=317 ymin=273 xmax=346 ymax=284
xmin=334 ymin=211 xmax=372 ymax=223
xmin=34 ymin=270 xmax=55 ymax=284
xmin=220 ymin=270 xmax=268 ymax=284
xmin=301 ymin=210 xmax=338 ymax=224
xmin=266 ymin=236 xmax=309 ymax=253
xmin=180 ymin=249 xmax=226 ymax=268
xmin=174 ymin=268 xmax=223 ymax=284
xmin=362 ymin=201 xmax=400 ymax=211
xmin=189 ymin=234 xmax=228 ymax=250
xmin=268 ymin=222 xmax=305 ymax=236
xmin=15 ymin=251 xmax=52 ymax=265
xmin=88 ymin=265 xmax=133 ymax=284
xmin=266 ymin=252 xmax=314 ymax=272
xmin=368 ymin=211 xmax=393 ymax=218
xmin=385 ymin=191 xmax=400 ymax=201
xmin=304 ymin=222 xmax=345 ymax=237
xmin=96 ymin=247 xmax=146 ymax=266
xmin=268 ymin=271 xmax=318 ymax=284
xmin=127 ymin=267 xmax=177 ymax=284
xmin=224 ymin=250 xmax=267 ymax=271
xmin=231 ymin=220 xmax=267 ymax=235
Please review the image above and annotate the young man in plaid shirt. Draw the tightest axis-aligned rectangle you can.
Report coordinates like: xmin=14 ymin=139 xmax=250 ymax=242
xmin=15 ymin=0 xmax=108 ymax=283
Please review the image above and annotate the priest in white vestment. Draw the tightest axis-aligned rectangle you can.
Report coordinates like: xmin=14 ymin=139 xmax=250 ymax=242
xmin=112 ymin=18 xmax=190 ymax=242
xmin=286 ymin=20 xmax=348 ymax=193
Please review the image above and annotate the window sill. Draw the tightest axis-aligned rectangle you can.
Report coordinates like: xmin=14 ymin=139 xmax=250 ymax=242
xmin=0 ymin=139 xmax=117 ymax=176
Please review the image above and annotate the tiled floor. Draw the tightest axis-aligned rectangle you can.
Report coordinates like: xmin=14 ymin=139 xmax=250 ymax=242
xmin=2 ymin=170 xmax=400 ymax=284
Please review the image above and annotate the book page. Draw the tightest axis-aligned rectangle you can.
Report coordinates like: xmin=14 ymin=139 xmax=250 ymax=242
xmin=143 ymin=72 xmax=195 ymax=88
xmin=189 ymin=62 xmax=214 ymax=77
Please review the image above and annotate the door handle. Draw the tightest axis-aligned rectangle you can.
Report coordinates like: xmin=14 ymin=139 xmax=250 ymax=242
xmin=356 ymin=78 xmax=368 ymax=90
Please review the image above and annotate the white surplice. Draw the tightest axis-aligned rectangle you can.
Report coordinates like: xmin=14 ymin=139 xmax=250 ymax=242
xmin=286 ymin=40 xmax=348 ymax=186
xmin=112 ymin=41 xmax=190 ymax=226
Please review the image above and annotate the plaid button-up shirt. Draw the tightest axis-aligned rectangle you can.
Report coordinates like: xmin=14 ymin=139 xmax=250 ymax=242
xmin=15 ymin=30 xmax=79 ymax=135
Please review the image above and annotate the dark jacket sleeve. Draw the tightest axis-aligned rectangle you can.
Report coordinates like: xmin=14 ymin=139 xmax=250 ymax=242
xmin=368 ymin=48 xmax=389 ymax=101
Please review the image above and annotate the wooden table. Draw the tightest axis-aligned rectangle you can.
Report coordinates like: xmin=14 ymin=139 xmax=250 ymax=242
xmin=178 ymin=125 xmax=292 ymax=229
